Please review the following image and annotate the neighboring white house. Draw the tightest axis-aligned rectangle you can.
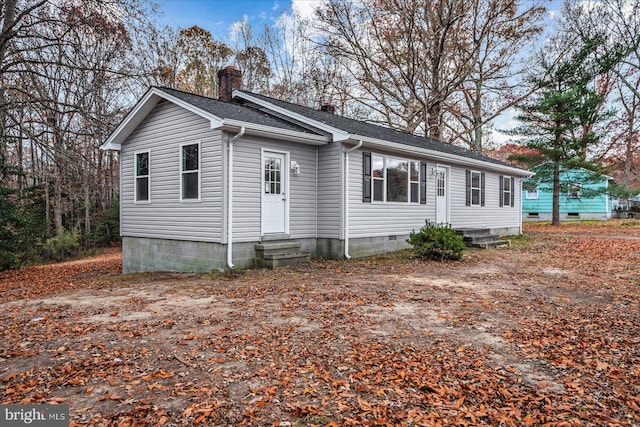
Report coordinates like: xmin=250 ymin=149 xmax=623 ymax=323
xmin=102 ymin=66 xmax=531 ymax=273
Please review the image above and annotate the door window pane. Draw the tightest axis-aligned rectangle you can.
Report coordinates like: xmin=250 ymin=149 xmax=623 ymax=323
xmin=437 ymin=170 xmax=445 ymax=197
xmin=264 ymin=156 xmax=282 ymax=195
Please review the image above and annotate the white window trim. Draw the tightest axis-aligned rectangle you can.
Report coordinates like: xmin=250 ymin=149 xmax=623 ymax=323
xmin=470 ymin=170 xmax=482 ymax=207
xmin=134 ymin=150 xmax=150 ymax=204
xmin=525 ymin=186 xmax=539 ymax=200
xmin=409 ymin=160 xmax=420 ymax=204
xmin=502 ymin=175 xmax=512 ymax=207
xmin=180 ymin=141 xmax=201 ymax=202
xmin=372 ymin=154 xmax=385 ymax=203
xmin=371 ymin=154 xmax=420 ymax=204
xmin=568 ymin=182 xmax=582 ymax=199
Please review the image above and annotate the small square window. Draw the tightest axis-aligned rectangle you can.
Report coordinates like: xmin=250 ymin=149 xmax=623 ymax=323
xmin=568 ymin=183 xmax=582 ymax=199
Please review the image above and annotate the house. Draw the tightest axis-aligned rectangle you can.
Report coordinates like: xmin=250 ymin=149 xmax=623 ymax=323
xmin=102 ymin=66 xmax=531 ymax=273
xmin=522 ymin=167 xmax=614 ymax=222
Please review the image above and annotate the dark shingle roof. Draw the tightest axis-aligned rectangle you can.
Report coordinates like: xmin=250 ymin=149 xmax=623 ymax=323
xmin=237 ymin=90 xmax=518 ymax=169
xmin=156 ymin=86 xmax=524 ymax=171
xmin=157 ymin=87 xmax=318 ymax=134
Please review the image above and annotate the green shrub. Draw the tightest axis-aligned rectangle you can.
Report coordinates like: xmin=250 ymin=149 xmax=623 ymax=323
xmin=43 ymin=229 xmax=81 ymax=262
xmin=407 ymin=221 xmax=465 ymax=261
xmin=91 ymin=200 xmax=120 ymax=246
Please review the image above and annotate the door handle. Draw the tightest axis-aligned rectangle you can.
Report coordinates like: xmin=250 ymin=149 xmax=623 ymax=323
xmin=282 ymin=192 xmax=286 ymax=201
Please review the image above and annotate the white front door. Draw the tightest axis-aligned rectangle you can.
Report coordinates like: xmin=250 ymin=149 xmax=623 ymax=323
xmin=436 ymin=166 xmax=449 ymax=224
xmin=261 ymin=151 xmax=288 ymax=234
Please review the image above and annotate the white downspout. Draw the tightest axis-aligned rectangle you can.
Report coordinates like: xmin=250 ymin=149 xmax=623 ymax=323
xmin=344 ymin=140 xmax=363 ymax=259
xmin=519 ymin=179 xmax=523 ymax=235
xmin=227 ymin=127 xmax=245 ymax=269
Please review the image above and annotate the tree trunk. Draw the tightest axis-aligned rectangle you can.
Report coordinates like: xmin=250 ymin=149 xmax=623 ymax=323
xmin=427 ymin=102 xmax=442 ymax=140
xmin=53 ymin=170 xmax=63 ymax=236
xmin=52 ymin=127 xmax=64 ymax=237
xmin=552 ymin=161 xmax=561 ymax=226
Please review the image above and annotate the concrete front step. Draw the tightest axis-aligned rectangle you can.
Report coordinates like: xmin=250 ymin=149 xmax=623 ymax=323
xmin=464 ymin=234 xmax=501 ymax=245
xmin=455 ymin=228 xmax=491 ymax=237
xmin=468 ymin=240 xmax=511 ymax=249
xmin=255 ymin=240 xmax=309 ymax=268
xmin=455 ymin=228 xmax=510 ymax=249
xmin=255 ymin=241 xmax=301 ymax=252
xmin=256 ymin=251 xmax=310 ymax=268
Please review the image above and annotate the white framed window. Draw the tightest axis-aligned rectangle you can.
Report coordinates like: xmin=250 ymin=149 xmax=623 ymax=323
xmin=386 ymin=158 xmax=409 ymax=202
xmin=181 ymin=142 xmax=200 ymax=201
xmin=500 ymin=175 xmax=514 ymax=207
xmin=568 ymin=182 xmax=582 ymax=199
xmin=364 ymin=153 xmax=425 ymax=205
xmin=502 ymin=176 xmax=511 ymax=206
xmin=410 ymin=161 xmax=420 ymax=203
xmin=471 ymin=171 xmax=482 ymax=206
xmin=525 ymin=185 xmax=539 ymax=200
xmin=134 ymin=150 xmax=150 ymax=203
xmin=369 ymin=155 xmax=420 ymax=204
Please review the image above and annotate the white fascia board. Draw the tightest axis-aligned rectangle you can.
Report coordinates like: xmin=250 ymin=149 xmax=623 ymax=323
xmin=347 ymin=134 xmax=533 ymax=177
xmin=100 ymin=88 xmax=223 ymax=151
xmin=232 ymin=90 xmax=350 ymax=142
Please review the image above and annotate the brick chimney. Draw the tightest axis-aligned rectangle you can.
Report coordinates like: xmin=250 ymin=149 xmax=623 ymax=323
xmin=320 ymin=103 xmax=336 ymax=114
xmin=217 ymin=65 xmax=242 ymax=102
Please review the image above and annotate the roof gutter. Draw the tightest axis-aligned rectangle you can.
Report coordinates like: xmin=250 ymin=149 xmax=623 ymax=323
xmin=343 ymin=140 xmax=363 ymax=259
xmin=227 ymin=126 xmax=246 ymax=270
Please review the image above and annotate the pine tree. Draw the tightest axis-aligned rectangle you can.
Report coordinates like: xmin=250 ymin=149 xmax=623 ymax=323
xmin=512 ymin=37 xmax=616 ymax=225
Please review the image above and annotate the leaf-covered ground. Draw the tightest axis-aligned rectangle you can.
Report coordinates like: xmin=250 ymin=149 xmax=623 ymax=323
xmin=1 ymin=221 xmax=639 ymax=426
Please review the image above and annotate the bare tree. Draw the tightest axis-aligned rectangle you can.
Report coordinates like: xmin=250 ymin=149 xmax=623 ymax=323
xmin=446 ymin=0 xmax=545 ymax=152
xmin=560 ymin=0 xmax=640 ymax=187
xmin=314 ymin=0 xmax=545 ymax=142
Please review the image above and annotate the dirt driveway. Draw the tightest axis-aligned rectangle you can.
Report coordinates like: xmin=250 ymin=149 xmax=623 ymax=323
xmin=1 ymin=221 xmax=639 ymax=426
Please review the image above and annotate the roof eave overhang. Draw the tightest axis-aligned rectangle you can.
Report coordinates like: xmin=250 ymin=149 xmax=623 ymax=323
xmin=217 ymin=119 xmax=330 ymax=145
xmin=100 ymin=87 xmax=225 ymax=151
xmin=346 ymin=135 xmax=533 ymax=177
xmin=232 ymin=90 xmax=350 ymax=142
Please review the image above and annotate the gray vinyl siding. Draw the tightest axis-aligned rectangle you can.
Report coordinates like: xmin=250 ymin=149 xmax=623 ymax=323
xmin=348 ymin=150 xmax=522 ymax=236
xmin=120 ymin=101 xmax=223 ymax=242
xmin=317 ymin=142 xmax=343 ymax=238
xmin=347 ymin=149 xmax=435 ymax=238
xmin=230 ymin=135 xmax=317 ymax=242
xmin=448 ymin=164 xmax=522 ymax=229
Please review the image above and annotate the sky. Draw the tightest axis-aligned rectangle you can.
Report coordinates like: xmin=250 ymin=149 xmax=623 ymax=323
xmin=159 ymin=0 xmax=315 ymax=42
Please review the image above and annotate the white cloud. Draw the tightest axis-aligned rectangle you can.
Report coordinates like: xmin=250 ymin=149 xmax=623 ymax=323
xmin=229 ymin=15 xmax=249 ymax=44
xmin=489 ymin=130 xmax=524 ymax=146
xmin=291 ymin=0 xmax=324 ymax=19
xmin=493 ymin=107 xmax=520 ymax=131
